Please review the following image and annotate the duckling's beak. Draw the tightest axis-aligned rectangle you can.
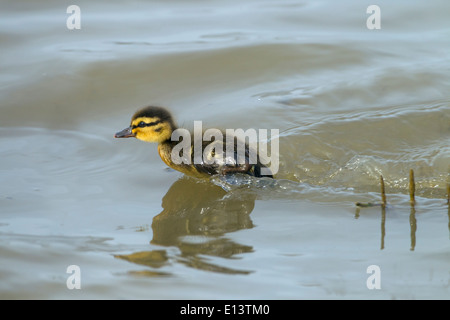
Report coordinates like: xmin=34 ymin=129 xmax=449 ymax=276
xmin=115 ymin=126 xmax=135 ymax=138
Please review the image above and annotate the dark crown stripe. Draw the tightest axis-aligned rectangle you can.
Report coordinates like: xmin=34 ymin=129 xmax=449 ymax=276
xmin=132 ymin=120 xmax=162 ymax=129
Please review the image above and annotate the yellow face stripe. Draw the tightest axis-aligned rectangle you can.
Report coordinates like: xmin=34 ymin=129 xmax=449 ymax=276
xmin=131 ymin=116 xmax=172 ymax=143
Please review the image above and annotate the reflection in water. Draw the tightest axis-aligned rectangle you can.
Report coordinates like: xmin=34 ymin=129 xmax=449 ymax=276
xmin=115 ymin=250 xmax=171 ymax=277
xmin=116 ymin=175 xmax=449 ymax=275
xmin=115 ymin=176 xmax=256 ymax=275
xmin=381 ymin=206 xmax=386 ymax=251
xmin=409 ymin=205 xmax=417 ymax=251
xmin=355 ymin=201 xmax=450 ymax=251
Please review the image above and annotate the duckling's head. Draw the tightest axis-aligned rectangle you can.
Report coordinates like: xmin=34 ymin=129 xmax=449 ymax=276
xmin=115 ymin=106 xmax=176 ymax=143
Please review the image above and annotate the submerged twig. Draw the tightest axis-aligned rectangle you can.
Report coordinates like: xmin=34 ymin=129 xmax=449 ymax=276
xmin=380 ymin=175 xmax=387 ymax=208
xmin=355 ymin=202 xmax=381 ymax=208
xmin=447 ymin=183 xmax=450 ymax=205
xmin=380 ymin=204 xmax=386 ymax=250
xmin=409 ymin=169 xmax=415 ymax=205
xmin=356 ymin=171 xmax=448 ymax=208
xmin=354 ymin=170 xmax=448 ymax=251
xmin=355 ymin=174 xmax=387 ymax=208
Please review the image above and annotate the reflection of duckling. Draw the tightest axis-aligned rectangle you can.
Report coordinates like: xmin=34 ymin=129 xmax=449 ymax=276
xmin=115 ymin=106 xmax=273 ymax=178
xmin=152 ymin=176 xmax=255 ymax=246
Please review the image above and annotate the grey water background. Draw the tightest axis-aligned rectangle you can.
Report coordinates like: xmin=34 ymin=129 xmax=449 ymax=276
xmin=0 ymin=0 xmax=449 ymax=299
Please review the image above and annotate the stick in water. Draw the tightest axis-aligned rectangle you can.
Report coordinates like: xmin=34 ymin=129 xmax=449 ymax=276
xmin=447 ymin=183 xmax=449 ymax=205
xmin=380 ymin=175 xmax=386 ymax=207
xmin=409 ymin=169 xmax=415 ymax=205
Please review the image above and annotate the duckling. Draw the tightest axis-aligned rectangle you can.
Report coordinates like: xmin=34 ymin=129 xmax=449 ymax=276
xmin=115 ymin=106 xmax=273 ymax=178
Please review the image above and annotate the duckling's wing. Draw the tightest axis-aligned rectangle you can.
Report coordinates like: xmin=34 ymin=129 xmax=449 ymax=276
xmin=194 ymin=138 xmax=273 ymax=178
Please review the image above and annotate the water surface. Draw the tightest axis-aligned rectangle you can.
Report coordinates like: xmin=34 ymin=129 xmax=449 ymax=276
xmin=0 ymin=0 xmax=449 ymax=299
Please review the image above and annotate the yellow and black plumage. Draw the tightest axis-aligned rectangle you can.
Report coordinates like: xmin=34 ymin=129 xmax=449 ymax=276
xmin=115 ymin=106 xmax=273 ymax=178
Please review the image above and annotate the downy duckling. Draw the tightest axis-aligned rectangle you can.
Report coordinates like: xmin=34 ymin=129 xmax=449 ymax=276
xmin=115 ymin=106 xmax=273 ymax=178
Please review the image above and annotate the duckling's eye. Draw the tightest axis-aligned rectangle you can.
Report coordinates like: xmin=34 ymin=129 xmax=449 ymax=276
xmin=132 ymin=119 xmax=162 ymax=129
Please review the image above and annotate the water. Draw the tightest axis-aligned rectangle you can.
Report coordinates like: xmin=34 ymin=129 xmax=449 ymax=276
xmin=0 ymin=0 xmax=449 ymax=299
